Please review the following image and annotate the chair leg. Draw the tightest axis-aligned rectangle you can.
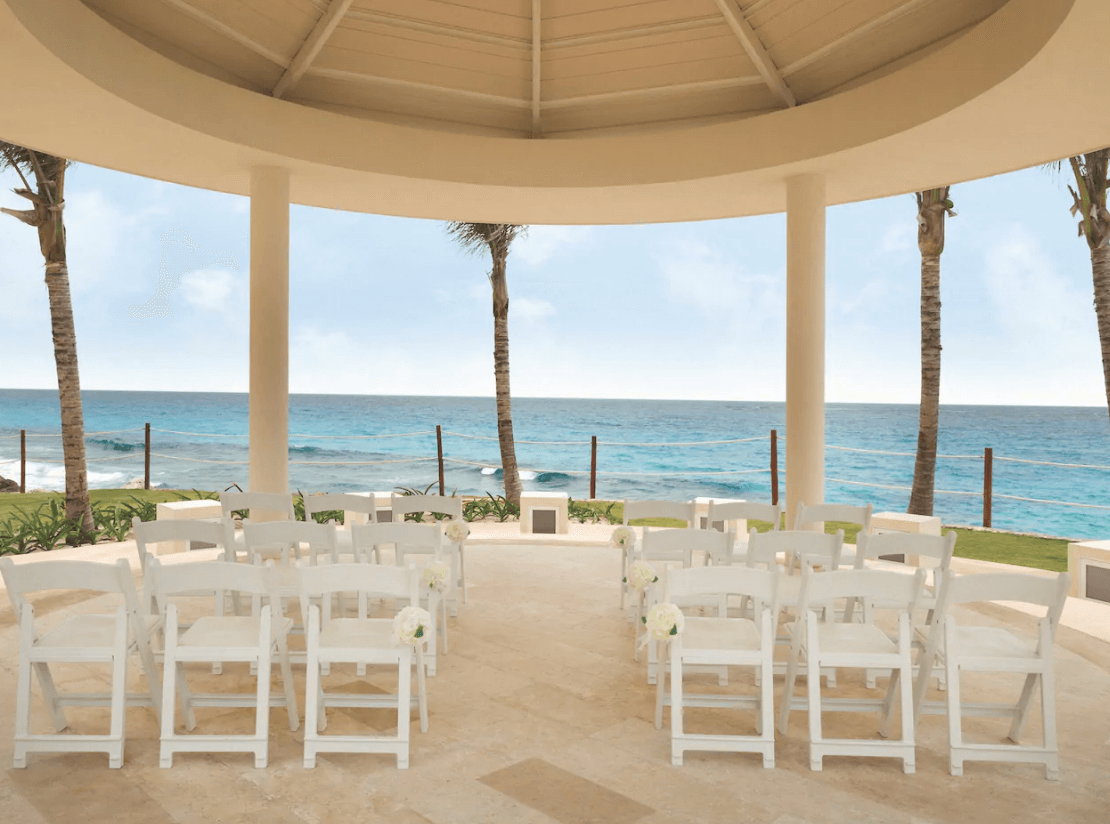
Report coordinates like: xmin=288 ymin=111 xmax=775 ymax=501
xmin=14 ymin=617 xmax=33 ymax=768
xmin=655 ymin=643 xmax=666 ymax=731
xmin=108 ymin=613 xmax=129 ymax=769
xmin=778 ymin=631 xmax=802 ymax=735
xmin=255 ymin=613 xmax=272 ymax=770
xmin=900 ymin=655 xmax=916 ymax=774
xmin=32 ymin=663 xmax=68 ymax=733
xmin=806 ymin=621 xmax=823 ymax=771
xmin=760 ymin=647 xmax=775 ymax=769
xmin=416 ymin=645 xmax=428 ymax=734
xmin=397 ymin=648 xmax=412 ymax=770
xmin=669 ymin=643 xmax=683 ymax=767
xmin=160 ymin=606 xmax=179 ymax=769
xmin=944 ymin=622 xmax=964 ymax=777
xmin=1008 ymin=672 xmax=1039 ymax=744
xmin=1039 ymin=663 xmax=1059 ymax=780
xmin=458 ymin=544 xmax=467 ymax=604
xmin=304 ymin=611 xmax=320 ymax=768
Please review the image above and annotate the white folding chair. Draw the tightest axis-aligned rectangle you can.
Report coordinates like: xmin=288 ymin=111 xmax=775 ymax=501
xmin=779 ymin=564 xmax=925 ymax=773
xmin=148 ymin=558 xmax=299 ymax=768
xmin=656 ymin=565 xmax=779 ymax=768
xmin=793 ymin=501 xmax=873 ymax=568
xmin=300 ymin=563 xmax=429 ymax=769
xmin=353 ymin=521 xmax=446 ymax=673
xmin=1 ymin=557 xmax=161 ymax=769
xmin=745 ymin=528 xmax=844 ymax=686
xmin=242 ymin=520 xmax=338 ymax=664
xmin=913 ymin=570 xmax=1070 ymax=779
xmin=390 ymin=494 xmax=467 ymax=604
xmin=303 ymin=492 xmax=377 ymax=560
xmin=219 ymin=491 xmax=297 ymax=560
xmin=620 ymin=499 xmax=695 ymax=609
xmin=133 ymin=515 xmax=229 ymax=615
xmin=702 ymin=500 xmax=781 ymax=564
xmin=854 ymin=531 xmax=957 ymax=688
xmin=636 ymin=527 xmax=730 ymax=682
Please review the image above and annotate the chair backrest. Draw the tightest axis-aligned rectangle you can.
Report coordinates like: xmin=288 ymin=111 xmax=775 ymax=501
xmin=299 ymin=563 xmax=417 ymax=626
xmin=243 ymin=520 xmax=338 ymax=565
xmin=351 ymin=521 xmax=443 ymax=563
xmin=1 ymin=557 xmax=140 ymax=621
xmin=665 ymin=564 xmax=778 ymax=605
xmin=303 ymin=492 xmax=376 ymax=524
xmin=640 ymin=527 xmax=730 ymax=565
xmin=133 ymin=516 xmax=228 ymax=571
xmin=934 ymin=571 xmax=1070 ymax=635
xmin=855 ymin=531 xmax=956 ymax=571
xmin=745 ymin=528 xmax=843 ymax=570
xmin=390 ymin=494 xmax=463 ymax=522
xmin=798 ymin=566 xmax=926 ymax=617
xmin=705 ymin=500 xmax=781 ymax=531
xmin=623 ymin=499 xmax=695 ymax=526
xmin=220 ymin=491 xmax=296 ymax=522
xmin=794 ymin=501 xmax=873 ymax=533
xmin=147 ymin=556 xmax=274 ymax=605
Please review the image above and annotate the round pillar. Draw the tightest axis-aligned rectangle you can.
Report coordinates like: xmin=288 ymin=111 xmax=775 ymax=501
xmin=249 ymin=165 xmax=290 ymax=499
xmin=785 ymin=173 xmax=826 ymax=528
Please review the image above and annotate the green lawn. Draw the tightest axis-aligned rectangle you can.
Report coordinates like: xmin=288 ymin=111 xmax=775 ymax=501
xmin=0 ymin=489 xmax=215 ymax=522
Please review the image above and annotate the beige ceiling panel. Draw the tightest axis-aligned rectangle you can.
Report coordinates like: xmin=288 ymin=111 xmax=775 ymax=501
xmin=543 ymin=55 xmax=748 ymax=100
xmin=294 ymin=72 xmax=531 ymax=132
xmin=553 ymin=108 xmax=770 ymax=138
xmin=292 ymin=97 xmax=529 ymax=137
xmin=542 ymin=82 xmax=776 ymax=133
xmin=769 ymin=0 xmax=1000 ymax=68
xmin=544 ymin=18 xmax=728 ymax=56
xmin=338 ymin=15 xmax=527 ymax=60
xmin=746 ymin=0 xmax=847 ymax=46
xmin=311 ymin=46 xmax=530 ymax=99
xmin=170 ymin=0 xmax=314 ymax=59
xmin=544 ymin=0 xmax=721 ymax=41
xmin=326 ymin=26 xmax=529 ymax=79
xmin=544 ymin=32 xmax=747 ymax=80
xmin=87 ymin=5 xmax=271 ymax=92
xmin=348 ymin=0 xmax=531 ymax=40
xmin=83 ymin=0 xmax=290 ymax=81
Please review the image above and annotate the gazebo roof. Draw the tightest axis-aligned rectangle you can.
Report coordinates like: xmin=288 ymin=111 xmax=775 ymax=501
xmin=0 ymin=0 xmax=1106 ymax=222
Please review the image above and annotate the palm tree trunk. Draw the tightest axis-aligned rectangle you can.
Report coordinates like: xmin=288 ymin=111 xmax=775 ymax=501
xmin=490 ymin=255 xmax=522 ymax=506
xmin=45 ymin=258 xmax=92 ymax=530
xmin=908 ymin=253 xmax=941 ymax=516
xmin=1092 ymin=245 xmax=1110 ymax=423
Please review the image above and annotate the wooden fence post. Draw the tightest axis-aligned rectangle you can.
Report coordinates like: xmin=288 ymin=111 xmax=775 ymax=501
xmin=436 ymin=425 xmax=445 ymax=496
xmin=20 ymin=429 xmax=26 ymax=493
xmin=590 ymin=436 xmax=598 ymax=500
xmin=983 ymin=446 xmax=992 ymax=528
xmin=144 ymin=423 xmax=151 ymax=490
xmin=770 ymin=429 xmax=779 ymax=506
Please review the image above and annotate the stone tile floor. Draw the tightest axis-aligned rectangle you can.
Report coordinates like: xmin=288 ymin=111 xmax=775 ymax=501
xmin=0 ymin=540 xmax=1107 ymax=824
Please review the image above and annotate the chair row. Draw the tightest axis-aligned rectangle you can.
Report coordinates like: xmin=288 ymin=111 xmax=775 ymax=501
xmin=646 ymin=562 xmax=1069 ymax=779
xmin=0 ymin=555 xmax=437 ymax=771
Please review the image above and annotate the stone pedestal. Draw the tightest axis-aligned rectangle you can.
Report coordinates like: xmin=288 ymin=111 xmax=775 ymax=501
xmin=693 ymin=497 xmax=747 ymax=535
xmin=1067 ymin=540 xmax=1110 ymax=601
xmin=871 ymin=512 xmax=942 ymax=568
xmin=154 ymin=499 xmax=222 ymax=554
xmin=520 ymin=492 xmax=569 ymax=534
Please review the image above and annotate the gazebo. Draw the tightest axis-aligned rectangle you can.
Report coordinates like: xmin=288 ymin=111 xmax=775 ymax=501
xmin=1 ymin=0 xmax=1107 ymax=525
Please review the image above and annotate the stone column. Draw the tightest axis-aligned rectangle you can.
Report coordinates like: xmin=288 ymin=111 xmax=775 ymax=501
xmin=249 ymin=166 xmax=290 ymax=503
xmin=785 ymin=173 xmax=826 ymax=528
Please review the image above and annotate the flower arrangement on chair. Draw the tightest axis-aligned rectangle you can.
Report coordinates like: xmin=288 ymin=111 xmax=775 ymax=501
xmin=624 ymin=560 xmax=658 ymax=592
xmin=639 ymin=603 xmax=685 ymax=649
xmin=422 ymin=561 xmax=450 ymax=594
xmin=611 ymin=525 xmax=636 ymax=549
xmin=445 ymin=521 xmax=470 ymax=543
xmin=392 ymin=606 xmax=432 ymax=646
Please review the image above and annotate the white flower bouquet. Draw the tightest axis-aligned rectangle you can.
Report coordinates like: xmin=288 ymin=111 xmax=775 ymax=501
xmin=611 ymin=525 xmax=636 ymax=548
xmin=641 ymin=603 xmax=685 ymax=640
xmin=445 ymin=521 xmax=470 ymax=543
xmin=623 ymin=560 xmax=658 ymax=592
xmin=422 ymin=561 xmax=450 ymax=594
xmin=392 ymin=605 xmax=432 ymax=646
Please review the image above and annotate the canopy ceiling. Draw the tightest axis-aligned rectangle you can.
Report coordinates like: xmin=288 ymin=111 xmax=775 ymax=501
xmin=0 ymin=0 xmax=1107 ymax=222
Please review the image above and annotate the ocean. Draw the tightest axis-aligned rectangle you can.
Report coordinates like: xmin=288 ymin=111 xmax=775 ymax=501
xmin=1 ymin=389 xmax=1109 ymax=540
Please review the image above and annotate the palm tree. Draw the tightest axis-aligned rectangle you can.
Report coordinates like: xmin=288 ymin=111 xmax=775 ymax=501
xmin=1052 ymin=150 xmax=1110 ymax=420
xmin=907 ymin=188 xmax=956 ymax=517
xmin=0 ymin=144 xmax=92 ymax=530
xmin=445 ymin=222 xmax=527 ymax=506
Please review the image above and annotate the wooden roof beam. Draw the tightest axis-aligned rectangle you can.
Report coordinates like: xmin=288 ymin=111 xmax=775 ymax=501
xmin=714 ymin=0 xmax=796 ymax=108
xmin=532 ymin=0 xmax=541 ymax=137
xmin=273 ymin=0 xmax=354 ymax=99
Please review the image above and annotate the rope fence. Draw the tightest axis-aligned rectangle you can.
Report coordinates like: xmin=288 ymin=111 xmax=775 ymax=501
xmin=4 ymin=422 xmax=1109 ymax=526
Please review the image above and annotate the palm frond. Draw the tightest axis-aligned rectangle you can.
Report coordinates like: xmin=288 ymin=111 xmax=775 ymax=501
xmin=0 ymin=142 xmax=70 ymax=191
xmin=446 ymin=222 xmax=527 ymax=257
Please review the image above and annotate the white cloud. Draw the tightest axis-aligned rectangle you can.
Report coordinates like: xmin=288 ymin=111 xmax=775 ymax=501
xmin=180 ymin=268 xmax=243 ymax=316
xmin=512 ymin=297 xmax=555 ymax=322
xmin=513 ymin=226 xmax=593 ymax=266
xmin=878 ymin=222 xmax=916 ymax=256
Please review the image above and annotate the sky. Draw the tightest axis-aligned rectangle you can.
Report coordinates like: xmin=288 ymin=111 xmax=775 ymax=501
xmin=0 ymin=161 xmax=1103 ymax=406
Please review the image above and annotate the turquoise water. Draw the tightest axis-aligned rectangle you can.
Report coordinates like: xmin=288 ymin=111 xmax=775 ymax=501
xmin=1 ymin=389 xmax=1109 ymax=539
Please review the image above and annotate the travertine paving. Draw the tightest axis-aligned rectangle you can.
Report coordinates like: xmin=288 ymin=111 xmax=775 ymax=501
xmin=0 ymin=540 xmax=1107 ymax=824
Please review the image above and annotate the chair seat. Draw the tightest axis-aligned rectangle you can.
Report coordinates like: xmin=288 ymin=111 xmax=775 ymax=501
xmin=318 ymin=618 xmax=396 ymax=651
xmin=776 ymin=575 xmax=801 ymax=607
xmin=787 ymin=622 xmax=898 ymax=657
xmin=953 ymin=626 xmax=1037 ymax=661
xmin=683 ymin=616 xmax=762 ymax=653
xmin=179 ymin=615 xmax=294 ymax=650
xmin=35 ymin=615 xmax=120 ymax=650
